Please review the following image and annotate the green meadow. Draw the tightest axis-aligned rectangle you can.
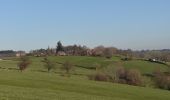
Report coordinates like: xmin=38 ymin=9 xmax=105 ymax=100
xmin=0 ymin=56 xmax=169 ymax=100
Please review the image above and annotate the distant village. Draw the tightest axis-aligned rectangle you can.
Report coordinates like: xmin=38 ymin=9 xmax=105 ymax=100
xmin=0 ymin=41 xmax=170 ymax=63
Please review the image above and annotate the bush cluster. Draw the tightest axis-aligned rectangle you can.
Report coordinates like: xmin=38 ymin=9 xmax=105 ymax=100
xmin=88 ymin=66 xmax=143 ymax=86
xmin=113 ymin=66 xmax=142 ymax=86
xmin=153 ymin=69 xmax=170 ymax=90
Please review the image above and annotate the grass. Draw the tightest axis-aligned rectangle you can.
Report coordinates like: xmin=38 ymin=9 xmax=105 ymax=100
xmin=0 ymin=70 xmax=170 ymax=100
xmin=0 ymin=56 xmax=169 ymax=100
xmin=123 ymin=60 xmax=169 ymax=74
xmin=0 ymin=56 xmax=169 ymax=76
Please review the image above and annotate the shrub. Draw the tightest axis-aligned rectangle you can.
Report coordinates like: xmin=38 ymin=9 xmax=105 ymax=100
xmin=113 ymin=66 xmax=142 ymax=86
xmin=115 ymin=66 xmax=126 ymax=81
xmin=125 ymin=69 xmax=143 ymax=86
xmin=88 ymin=72 xmax=108 ymax=82
xmin=153 ymin=69 xmax=170 ymax=90
xmin=103 ymin=65 xmax=116 ymax=82
xmin=18 ymin=56 xmax=31 ymax=72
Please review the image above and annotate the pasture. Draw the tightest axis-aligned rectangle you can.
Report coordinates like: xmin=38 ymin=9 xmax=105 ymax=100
xmin=0 ymin=56 xmax=169 ymax=100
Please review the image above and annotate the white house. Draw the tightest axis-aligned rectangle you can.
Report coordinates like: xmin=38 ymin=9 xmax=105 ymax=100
xmin=16 ymin=51 xmax=26 ymax=57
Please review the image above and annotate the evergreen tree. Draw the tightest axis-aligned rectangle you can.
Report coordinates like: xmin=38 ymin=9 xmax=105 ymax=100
xmin=56 ymin=41 xmax=64 ymax=53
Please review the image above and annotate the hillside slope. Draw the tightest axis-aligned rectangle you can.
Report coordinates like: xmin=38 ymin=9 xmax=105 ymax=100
xmin=0 ymin=71 xmax=170 ymax=100
xmin=0 ymin=56 xmax=169 ymax=100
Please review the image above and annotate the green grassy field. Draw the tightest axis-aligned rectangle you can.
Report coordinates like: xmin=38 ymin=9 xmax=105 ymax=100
xmin=0 ymin=56 xmax=169 ymax=100
xmin=30 ymin=56 xmax=169 ymax=74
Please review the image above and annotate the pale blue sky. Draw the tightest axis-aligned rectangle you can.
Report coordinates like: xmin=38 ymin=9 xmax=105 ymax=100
xmin=0 ymin=0 xmax=170 ymax=51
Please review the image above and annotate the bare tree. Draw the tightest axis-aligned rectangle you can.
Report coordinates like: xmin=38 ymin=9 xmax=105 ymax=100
xmin=92 ymin=46 xmax=105 ymax=56
xmin=43 ymin=57 xmax=56 ymax=72
xmin=18 ymin=56 xmax=31 ymax=72
xmin=103 ymin=47 xmax=113 ymax=59
xmin=61 ymin=61 xmax=74 ymax=76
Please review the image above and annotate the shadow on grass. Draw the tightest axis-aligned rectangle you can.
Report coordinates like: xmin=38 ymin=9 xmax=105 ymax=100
xmin=0 ymin=67 xmax=19 ymax=70
xmin=56 ymin=61 xmax=95 ymax=70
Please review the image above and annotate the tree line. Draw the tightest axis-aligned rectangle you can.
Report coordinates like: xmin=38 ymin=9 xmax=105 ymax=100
xmin=28 ymin=41 xmax=170 ymax=62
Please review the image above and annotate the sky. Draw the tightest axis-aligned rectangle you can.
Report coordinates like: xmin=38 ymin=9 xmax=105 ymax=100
xmin=0 ymin=0 xmax=170 ymax=51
